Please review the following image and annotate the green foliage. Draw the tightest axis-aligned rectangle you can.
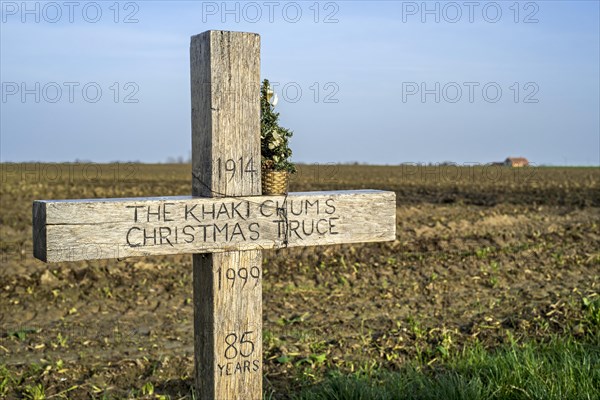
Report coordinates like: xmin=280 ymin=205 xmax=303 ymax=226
xmin=141 ymin=381 xmax=154 ymax=396
xmin=0 ymin=365 xmax=12 ymax=397
xmin=582 ymin=295 xmax=600 ymax=331
xmin=293 ymin=335 xmax=600 ymax=400
xmin=261 ymin=79 xmax=296 ymax=173
xmin=10 ymin=327 xmax=39 ymax=341
xmin=23 ymin=383 xmax=45 ymax=400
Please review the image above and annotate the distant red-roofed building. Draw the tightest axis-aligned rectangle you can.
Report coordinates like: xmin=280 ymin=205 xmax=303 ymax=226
xmin=504 ymin=157 xmax=529 ymax=167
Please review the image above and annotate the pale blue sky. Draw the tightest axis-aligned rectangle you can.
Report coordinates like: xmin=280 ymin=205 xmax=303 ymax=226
xmin=1 ymin=1 xmax=599 ymax=165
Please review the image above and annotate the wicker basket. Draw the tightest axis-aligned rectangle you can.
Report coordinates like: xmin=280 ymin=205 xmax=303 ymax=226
xmin=262 ymin=169 xmax=289 ymax=195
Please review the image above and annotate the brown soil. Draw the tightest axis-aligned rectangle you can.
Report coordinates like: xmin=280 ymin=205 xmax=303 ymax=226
xmin=0 ymin=164 xmax=598 ymax=398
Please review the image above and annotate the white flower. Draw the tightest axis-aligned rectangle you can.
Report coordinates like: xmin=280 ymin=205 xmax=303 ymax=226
xmin=268 ymin=136 xmax=281 ymax=149
xmin=270 ymin=93 xmax=279 ymax=107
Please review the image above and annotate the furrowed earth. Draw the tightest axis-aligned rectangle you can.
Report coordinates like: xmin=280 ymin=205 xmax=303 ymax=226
xmin=0 ymin=164 xmax=598 ymax=398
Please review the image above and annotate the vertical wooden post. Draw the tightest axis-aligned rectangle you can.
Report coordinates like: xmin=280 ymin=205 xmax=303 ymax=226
xmin=190 ymin=31 xmax=262 ymax=399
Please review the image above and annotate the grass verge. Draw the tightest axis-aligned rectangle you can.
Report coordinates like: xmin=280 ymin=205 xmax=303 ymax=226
xmin=293 ymin=333 xmax=600 ymax=400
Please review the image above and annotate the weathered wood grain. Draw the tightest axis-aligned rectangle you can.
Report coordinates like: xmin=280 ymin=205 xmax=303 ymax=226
xmin=32 ymin=190 xmax=396 ymax=262
xmin=191 ymin=30 xmax=261 ymax=198
xmin=191 ymin=30 xmax=263 ymax=400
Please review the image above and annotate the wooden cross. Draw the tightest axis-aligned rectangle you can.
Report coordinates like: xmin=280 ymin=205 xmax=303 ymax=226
xmin=32 ymin=30 xmax=396 ymax=400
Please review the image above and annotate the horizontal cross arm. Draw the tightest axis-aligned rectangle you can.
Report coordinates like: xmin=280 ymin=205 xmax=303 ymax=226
xmin=32 ymin=190 xmax=396 ymax=262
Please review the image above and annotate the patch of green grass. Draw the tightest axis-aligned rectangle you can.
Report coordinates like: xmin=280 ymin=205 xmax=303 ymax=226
xmin=474 ymin=246 xmax=494 ymax=259
xmin=23 ymin=383 xmax=45 ymax=400
xmin=9 ymin=327 xmax=40 ymax=341
xmin=0 ymin=365 xmax=13 ymax=397
xmin=293 ymin=335 xmax=600 ymax=400
xmin=582 ymin=295 xmax=600 ymax=329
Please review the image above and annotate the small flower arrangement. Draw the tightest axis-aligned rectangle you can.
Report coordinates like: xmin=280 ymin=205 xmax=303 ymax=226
xmin=260 ymin=79 xmax=296 ymax=173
